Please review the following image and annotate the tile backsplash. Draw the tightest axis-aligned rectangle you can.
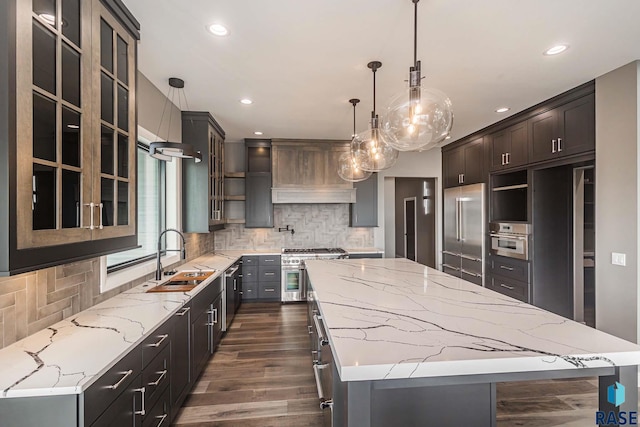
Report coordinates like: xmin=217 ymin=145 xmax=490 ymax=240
xmin=0 ymin=232 xmax=214 ymax=350
xmin=214 ymin=204 xmax=374 ymax=250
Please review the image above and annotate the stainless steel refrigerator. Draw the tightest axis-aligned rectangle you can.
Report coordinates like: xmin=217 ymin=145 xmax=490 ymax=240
xmin=442 ymin=183 xmax=485 ymax=286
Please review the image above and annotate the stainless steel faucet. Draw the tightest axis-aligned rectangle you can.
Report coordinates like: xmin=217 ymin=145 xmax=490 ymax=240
xmin=156 ymin=228 xmax=187 ymax=280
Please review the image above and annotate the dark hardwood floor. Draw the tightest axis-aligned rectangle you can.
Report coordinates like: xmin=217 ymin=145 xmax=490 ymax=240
xmin=174 ymin=302 xmax=609 ymax=426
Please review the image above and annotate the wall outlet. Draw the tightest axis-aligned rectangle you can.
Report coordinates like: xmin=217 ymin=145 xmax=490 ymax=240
xmin=612 ymin=252 xmax=626 ymax=266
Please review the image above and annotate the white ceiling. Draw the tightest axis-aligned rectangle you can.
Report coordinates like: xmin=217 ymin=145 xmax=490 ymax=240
xmin=122 ymin=0 xmax=640 ymax=144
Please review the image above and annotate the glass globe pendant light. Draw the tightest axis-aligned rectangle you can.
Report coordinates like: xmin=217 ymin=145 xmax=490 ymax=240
xmin=351 ymin=61 xmax=398 ymax=172
xmin=338 ymin=99 xmax=373 ymax=182
xmin=382 ymin=0 xmax=453 ymax=151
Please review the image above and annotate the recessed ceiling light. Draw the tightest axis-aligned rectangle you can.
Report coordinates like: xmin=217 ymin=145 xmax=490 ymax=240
xmin=207 ymin=23 xmax=229 ymax=37
xmin=495 ymin=107 xmax=510 ymax=113
xmin=254 ymin=131 xmax=263 ymax=136
xmin=240 ymin=98 xmax=253 ymax=105
xmin=544 ymin=44 xmax=569 ymax=56
xmin=67 ymin=124 xmax=79 ymax=129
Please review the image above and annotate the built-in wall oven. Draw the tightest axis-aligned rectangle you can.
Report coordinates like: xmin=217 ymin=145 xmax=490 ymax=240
xmin=281 ymin=248 xmax=348 ymax=302
xmin=489 ymin=222 xmax=531 ymax=260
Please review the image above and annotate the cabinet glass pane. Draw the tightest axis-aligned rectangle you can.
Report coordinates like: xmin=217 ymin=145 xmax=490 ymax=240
xmin=117 ymin=133 xmax=128 ymax=178
xmin=33 ymin=92 xmax=57 ymax=162
xmin=100 ymin=19 xmax=113 ymax=72
xmin=61 ymin=0 xmax=80 ymax=47
xmin=101 ymin=72 xmax=114 ymax=123
xmin=117 ymin=181 xmax=128 ymax=225
xmin=117 ymin=84 xmax=128 ymax=132
xmin=33 ymin=164 xmax=56 ymax=230
xmin=33 ymin=0 xmax=57 ymax=28
xmin=32 ymin=21 xmax=56 ymax=94
xmin=101 ymin=178 xmax=114 ymax=226
xmin=62 ymin=106 xmax=80 ymax=167
xmin=116 ymin=36 xmax=128 ymax=85
xmin=62 ymin=42 xmax=80 ymax=107
xmin=62 ymin=169 xmax=80 ymax=228
xmin=101 ymin=126 xmax=114 ymax=174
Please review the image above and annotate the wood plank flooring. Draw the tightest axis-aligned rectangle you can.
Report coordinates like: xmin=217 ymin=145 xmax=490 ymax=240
xmin=173 ymin=302 xmax=613 ymax=426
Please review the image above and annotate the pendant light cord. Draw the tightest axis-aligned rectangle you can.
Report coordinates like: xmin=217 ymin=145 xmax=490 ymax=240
xmin=372 ymin=68 xmax=376 ymax=113
xmin=413 ymin=0 xmax=419 ymax=67
xmin=353 ymin=104 xmax=356 ymax=136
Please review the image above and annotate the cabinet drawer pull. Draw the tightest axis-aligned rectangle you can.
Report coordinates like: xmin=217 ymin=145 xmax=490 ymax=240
xmin=500 ymin=283 xmax=515 ymax=290
xmin=499 ymin=265 xmax=514 ymax=271
xmin=107 ymin=369 xmax=133 ymax=390
xmin=176 ymin=307 xmax=191 ymax=316
xmin=149 ymin=334 xmax=168 ymax=348
xmin=264 ymin=272 xmax=275 ymax=276
xmin=551 ymin=139 xmax=557 ymax=153
xmin=557 ymin=137 xmax=562 ymax=152
xmin=264 ymin=259 xmax=275 ymax=262
xmin=505 ymin=152 xmax=510 ymax=164
xmin=134 ymin=387 xmax=146 ymax=416
xmin=264 ymin=288 xmax=275 ymax=292
xmin=148 ymin=369 xmax=167 ymax=387
xmin=155 ymin=414 xmax=168 ymax=427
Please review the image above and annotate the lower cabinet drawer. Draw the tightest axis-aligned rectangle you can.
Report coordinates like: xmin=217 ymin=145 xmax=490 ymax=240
xmin=143 ymin=386 xmax=170 ymax=427
xmin=142 ymin=344 xmax=169 ymax=412
xmin=258 ymin=265 xmax=281 ymax=282
xmin=90 ymin=374 xmax=143 ymax=427
xmin=242 ymin=266 xmax=258 ymax=283
xmin=243 ymin=282 xmax=257 ymax=300
xmin=489 ymin=256 xmax=529 ymax=283
xmin=487 ymin=274 xmax=529 ymax=303
xmin=258 ymin=282 xmax=281 ymax=300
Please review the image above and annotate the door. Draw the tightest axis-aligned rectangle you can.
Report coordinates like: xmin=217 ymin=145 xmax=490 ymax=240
xmin=245 ymin=173 xmax=273 ymax=228
xmin=489 ymin=130 xmax=509 ymax=171
xmin=459 ymin=183 xmax=485 ymax=285
xmin=461 ymin=137 xmax=484 ymax=183
xmin=404 ymin=198 xmax=417 ymax=261
xmin=442 ymin=149 xmax=463 ymax=188
xmin=529 ymin=109 xmax=559 ymax=163
xmin=170 ymin=306 xmax=191 ymax=410
xmin=558 ymin=94 xmax=595 ymax=157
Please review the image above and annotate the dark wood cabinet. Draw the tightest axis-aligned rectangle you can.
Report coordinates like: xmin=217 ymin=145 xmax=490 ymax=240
xmin=182 ymin=111 xmax=226 ymax=232
xmin=169 ymin=304 xmax=191 ymax=416
xmin=242 ymin=255 xmax=281 ymax=301
xmin=0 ymin=0 xmax=139 ymax=275
xmin=90 ymin=375 xmax=143 ymax=427
xmin=529 ymin=94 xmax=595 ymax=163
xmin=350 ymin=174 xmax=378 ymax=227
xmin=245 ymin=139 xmax=273 ymax=228
xmin=489 ymin=122 xmax=528 ymax=171
xmin=443 ymin=137 xmax=485 ymax=188
xmin=347 ymin=253 xmax=383 ymax=259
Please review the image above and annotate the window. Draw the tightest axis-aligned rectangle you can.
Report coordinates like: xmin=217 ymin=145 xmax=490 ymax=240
xmin=106 ymin=142 xmax=165 ymax=270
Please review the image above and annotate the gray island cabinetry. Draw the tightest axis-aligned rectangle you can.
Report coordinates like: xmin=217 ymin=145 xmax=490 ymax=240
xmin=305 ymin=258 xmax=640 ymax=427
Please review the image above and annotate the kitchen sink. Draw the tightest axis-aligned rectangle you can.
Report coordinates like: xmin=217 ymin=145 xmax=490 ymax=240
xmin=147 ymin=270 xmax=217 ymax=293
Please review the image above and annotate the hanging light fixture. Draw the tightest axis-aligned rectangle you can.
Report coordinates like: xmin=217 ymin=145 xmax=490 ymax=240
xmin=382 ymin=0 xmax=453 ymax=151
xmin=351 ymin=61 xmax=398 ymax=172
xmin=149 ymin=77 xmax=202 ymax=162
xmin=338 ymin=99 xmax=372 ymax=182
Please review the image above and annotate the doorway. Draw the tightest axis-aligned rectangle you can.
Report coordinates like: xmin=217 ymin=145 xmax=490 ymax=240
xmin=404 ymin=197 xmax=417 ymax=261
xmin=574 ymin=166 xmax=595 ymax=328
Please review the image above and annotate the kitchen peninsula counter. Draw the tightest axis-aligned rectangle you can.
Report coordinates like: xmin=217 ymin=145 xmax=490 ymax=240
xmin=304 ymin=258 xmax=640 ymax=426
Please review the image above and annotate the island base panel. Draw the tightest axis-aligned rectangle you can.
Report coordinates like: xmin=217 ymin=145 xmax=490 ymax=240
xmin=598 ymin=365 xmax=638 ymax=423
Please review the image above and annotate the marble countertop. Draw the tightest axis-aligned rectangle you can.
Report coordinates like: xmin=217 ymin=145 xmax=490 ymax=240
xmin=0 ymin=251 xmax=244 ymax=398
xmin=304 ymin=258 xmax=640 ymax=382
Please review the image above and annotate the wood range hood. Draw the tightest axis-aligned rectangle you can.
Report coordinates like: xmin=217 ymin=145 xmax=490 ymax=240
xmin=270 ymin=139 xmax=356 ymax=204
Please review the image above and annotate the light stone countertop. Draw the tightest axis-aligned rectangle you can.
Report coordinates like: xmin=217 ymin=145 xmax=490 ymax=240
xmin=304 ymin=258 xmax=640 ymax=382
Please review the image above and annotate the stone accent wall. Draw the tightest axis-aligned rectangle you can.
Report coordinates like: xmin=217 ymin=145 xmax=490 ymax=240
xmin=214 ymin=204 xmax=374 ymax=250
xmin=0 ymin=232 xmax=214 ymax=350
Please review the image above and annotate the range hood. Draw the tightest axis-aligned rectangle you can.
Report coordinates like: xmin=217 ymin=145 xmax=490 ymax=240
xmin=271 ymin=140 xmax=356 ymax=204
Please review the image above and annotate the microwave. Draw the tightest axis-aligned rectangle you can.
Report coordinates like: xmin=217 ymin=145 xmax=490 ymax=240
xmin=489 ymin=222 xmax=530 ymax=260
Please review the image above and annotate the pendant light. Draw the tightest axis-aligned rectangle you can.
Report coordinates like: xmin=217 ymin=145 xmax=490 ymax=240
xmin=338 ymin=99 xmax=372 ymax=182
xmin=351 ymin=61 xmax=398 ymax=172
xmin=382 ymin=0 xmax=453 ymax=151
xmin=149 ymin=78 xmax=202 ymax=162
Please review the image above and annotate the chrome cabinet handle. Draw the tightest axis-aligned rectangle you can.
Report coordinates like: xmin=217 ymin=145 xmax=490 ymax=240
xmin=500 ymin=283 xmax=515 ymax=290
xmin=557 ymin=137 xmax=562 ymax=152
xmin=501 ymin=153 xmax=505 ymax=165
xmin=148 ymin=370 xmax=167 ymax=387
xmin=154 ymin=414 xmax=168 ymax=427
xmin=460 ymin=268 xmax=482 ymax=278
xmin=84 ymin=202 xmax=95 ymax=229
xmin=134 ymin=387 xmax=146 ymax=416
xmin=264 ymin=272 xmax=275 ymax=276
xmin=149 ymin=334 xmax=168 ymax=348
xmin=551 ymin=139 xmax=557 ymax=153
xmin=499 ymin=265 xmax=514 ymax=271
xmin=264 ymin=288 xmax=275 ymax=292
xmin=224 ymin=266 xmax=239 ymax=277
xmin=308 ymin=325 xmax=313 ymax=335
xmin=313 ymin=314 xmax=329 ymax=346
xmin=506 ymin=152 xmax=510 ymax=164
xmin=176 ymin=307 xmax=190 ymax=316
xmin=460 ymin=173 xmax=464 ymax=183
xmin=313 ymin=363 xmax=329 ymax=400
xmin=233 ymin=278 xmax=237 ymax=291
xmin=442 ymin=263 xmax=460 ymax=272
xmin=320 ymin=400 xmax=333 ymax=410
xmin=98 ymin=203 xmax=104 ymax=229
xmin=107 ymin=369 xmax=133 ymax=390
xmin=264 ymin=259 xmax=275 ymax=262
xmin=490 ymin=233 xmax=527 ymax=240
xmin=206 ymin=308 xmax=218 ymax=325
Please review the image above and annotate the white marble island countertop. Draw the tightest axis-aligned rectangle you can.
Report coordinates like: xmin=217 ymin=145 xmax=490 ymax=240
xmin=304 ymin=258 xmax=640 ymax=382
xmin=0 ymin=252 xmax=245 ymax=398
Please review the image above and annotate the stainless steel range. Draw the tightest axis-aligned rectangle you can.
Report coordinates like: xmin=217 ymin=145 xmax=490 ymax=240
xmin=281 ymin=248 xmax=348 ymax=302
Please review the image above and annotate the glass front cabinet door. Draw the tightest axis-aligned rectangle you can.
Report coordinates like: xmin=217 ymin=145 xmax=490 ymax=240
xmin=2 ymin=0 xmax=139 ymax=275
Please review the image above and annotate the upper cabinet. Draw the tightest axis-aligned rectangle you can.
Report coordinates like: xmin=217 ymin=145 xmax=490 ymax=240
xmin=0 ymin=0 xmax=139 ymax=275
xmin=443 ymin=136 xmax=485 ymax=188
xmin=245 ymin=139 xmax=273 ymax=228
xmin=529 ymin=94 xmax=595 ymax=163
xmin=182 ymin=111 xmax=225 ymax=232
xmin=489 ymin=122 xmax=528 ymax=171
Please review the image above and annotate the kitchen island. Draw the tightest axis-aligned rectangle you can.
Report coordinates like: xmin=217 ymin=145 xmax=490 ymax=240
xmin=305 ymin=258 xmax=640 ymax=427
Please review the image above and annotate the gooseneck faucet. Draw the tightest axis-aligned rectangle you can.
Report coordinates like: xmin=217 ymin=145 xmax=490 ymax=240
xmin=156 ymin=228 xmax=187 ymax=280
